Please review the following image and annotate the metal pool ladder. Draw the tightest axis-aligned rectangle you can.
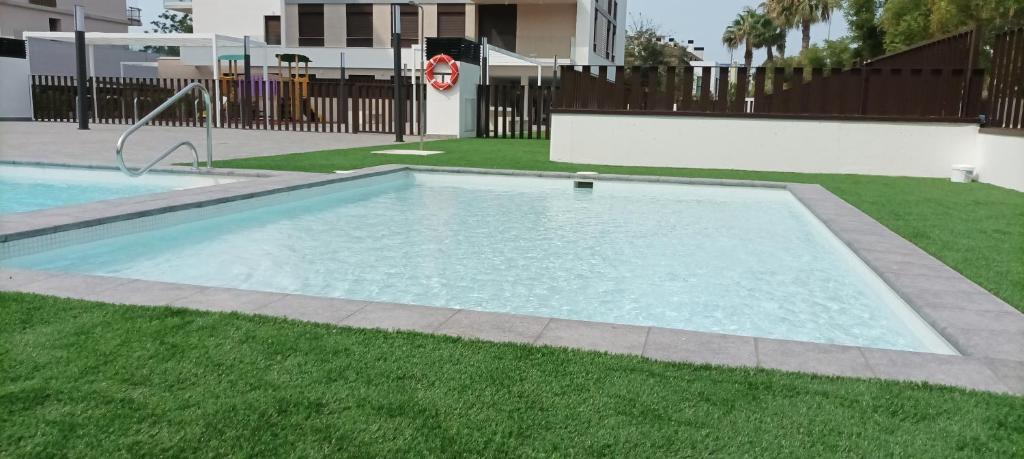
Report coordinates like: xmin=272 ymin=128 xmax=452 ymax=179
xmin=115 ymin=82 xmax=213 ymax=177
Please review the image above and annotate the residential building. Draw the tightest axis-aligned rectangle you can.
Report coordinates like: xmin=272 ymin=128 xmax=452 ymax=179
xmin=0 ymin=0 xmax=142 ymax=38
xmin=166 ymin=0 xmax=626 ymax=82
xmin=1 ymin=0 xmax=158 ymax=77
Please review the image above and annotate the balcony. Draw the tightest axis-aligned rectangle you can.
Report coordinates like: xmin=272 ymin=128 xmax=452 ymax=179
xmin=163 ymin=0 xmax=192 ymax=13
xmin=127 ymin=7 xmax=142 ymax=26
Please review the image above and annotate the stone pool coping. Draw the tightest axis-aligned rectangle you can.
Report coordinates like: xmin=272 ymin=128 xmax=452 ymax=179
xmin=1 ymin=165 xmax=1022 ymax=395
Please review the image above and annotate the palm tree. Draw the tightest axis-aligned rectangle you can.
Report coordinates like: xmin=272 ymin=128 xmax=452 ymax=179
xmin=753 ymin=12 xmax=786 ymax=62
xmin=764 ymin=0 xmax=837 ymax=51
xmin=722 ymin=7 xmax=761 ymax=69
xmin=758 ymin=2 xmax=789 ymax=59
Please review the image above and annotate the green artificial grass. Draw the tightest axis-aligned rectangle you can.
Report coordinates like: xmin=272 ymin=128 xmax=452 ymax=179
xmin=1 ymin=293 xmax=1022 ymax=457
xmin=213 ymin=138 xmax=1024 ymax=313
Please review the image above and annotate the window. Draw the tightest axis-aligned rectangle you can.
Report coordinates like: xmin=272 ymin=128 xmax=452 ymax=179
xmin=48 ymin=17 xmax=61 ymax=32
xmin=593 ymin=5 xmax=617 ymax=60
xmin=437 ymin=5 xmax=465 ymax=38
xmin=297 ymin=4 xmax=324 ymax=47
xmin=398 ymin=5 xmax=418 ymax=47
xmin=346 ymin=4 xmax=372 ymax=47
xmin=264 ymin=15 xmax=281 ymax=46
xmin=29 ymin=0 xmax=57 ymax=7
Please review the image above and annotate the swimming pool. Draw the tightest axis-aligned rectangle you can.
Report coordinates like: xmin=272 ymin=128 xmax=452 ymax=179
xmin=0 ymin=171 xmax=955 ymax=354
xmin=0 ymin=164 xmax=242 ymax=214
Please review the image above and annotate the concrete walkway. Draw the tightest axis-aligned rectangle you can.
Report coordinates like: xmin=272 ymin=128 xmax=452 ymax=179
xmin=0 ymin=121 xmax=400 ymax=166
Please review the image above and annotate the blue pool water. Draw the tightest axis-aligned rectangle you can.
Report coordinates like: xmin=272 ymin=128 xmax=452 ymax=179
xmin=0 ymin=165 xmax=241 ymax=214
xmin=0 ymin=172 xmax=954 ymax=353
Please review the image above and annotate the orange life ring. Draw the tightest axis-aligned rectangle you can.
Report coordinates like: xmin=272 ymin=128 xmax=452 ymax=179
xmin=425 ymin=54 xmax=459 ymax=91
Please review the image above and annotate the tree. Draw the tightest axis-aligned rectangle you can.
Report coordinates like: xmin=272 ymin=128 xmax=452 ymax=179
xmin=722 ymin=8 xmax=762 ymax=69
xmin=754 ymin=11 xmax=788 ymax=62
xmin=143 ymin=11 xmax=193 ymax=57
xmin=764 ymin=0 xmax=840 ymax=51
xmin=844 ymin=0 xmax=886 ymax=60
xmin=624 ymin=14 xmax=698 ymax=66
xmin=625 ymin=14 xmax=668 ymax=66
xmin=880 ymin=0 xmax=1024 ymax=53
xmin=800 ymin=37 xmax=857 ymax=67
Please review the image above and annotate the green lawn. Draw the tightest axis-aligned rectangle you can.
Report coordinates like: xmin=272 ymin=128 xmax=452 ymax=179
xmin=2 ymin=293 xmax=1022 ymax=457
xmin=214 ymin=138 xmax=1024 ymax=313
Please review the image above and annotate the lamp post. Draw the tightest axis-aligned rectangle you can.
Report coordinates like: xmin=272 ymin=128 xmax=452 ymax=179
xmin=391 ymin=4 xmax=404 ymax=142
xmin=408 ymin=0 xmax=425 ymax=150
xmin=74 ymin=5 xmax=88 ymax=130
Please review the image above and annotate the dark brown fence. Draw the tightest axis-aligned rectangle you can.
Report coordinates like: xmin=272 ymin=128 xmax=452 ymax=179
xmin=863 ymin=28 xmax=978 ymax=69
xmin=31 ymin=76 xmax=423 ymax=135
xmin=477 ymin=83 xmax=554 ymax=139
xmin=986 ymin=27 xmax=1024 ymax=131
xmin=555 ymin=64 xmax=985 ymax=121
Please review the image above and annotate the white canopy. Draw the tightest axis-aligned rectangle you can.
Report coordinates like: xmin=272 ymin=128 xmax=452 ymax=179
xmin=22 ymin=32 xmax=267 ymax=48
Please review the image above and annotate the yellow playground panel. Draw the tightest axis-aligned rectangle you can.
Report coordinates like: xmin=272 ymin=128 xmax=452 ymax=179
xmin=275 ymin=53 xmax=319 ymax=122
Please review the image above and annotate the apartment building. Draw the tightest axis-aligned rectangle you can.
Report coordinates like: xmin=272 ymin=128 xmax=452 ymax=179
xmin=168 ymin=0 xmax=625 ymax=81
xmin=1 ymin=0 xmax=159 ymax=77
xmin=0 ymin=0 xmax=142 ymax=38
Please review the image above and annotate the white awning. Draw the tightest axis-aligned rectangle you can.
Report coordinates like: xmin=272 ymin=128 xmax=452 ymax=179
xmin=21 ymin=32 xmax=267 ymax=48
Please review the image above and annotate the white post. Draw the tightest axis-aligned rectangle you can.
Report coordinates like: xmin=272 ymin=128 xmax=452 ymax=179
xmin=212 ymin=35 xmax=221 ymax=128
xmin=412 ymin=44 xmax=418 ymax=138
xmin=263 ymin=44 xmax=270 ymax=130
xmin=88 ymin=44 xmax=98 ymax=118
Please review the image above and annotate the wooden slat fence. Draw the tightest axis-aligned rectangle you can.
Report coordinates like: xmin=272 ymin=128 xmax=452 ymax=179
xmin=986 ymin=27 xmax=1024 ymax=131
xmin=555 ymin=63 xmax=985 ymax=121
xmin=30 ymin=76 xmax=424 ymax=135
xmin=477 ymin=83 xmax=554 ymax=139
xmin=863 ymin=29 xmax=978 ymax=69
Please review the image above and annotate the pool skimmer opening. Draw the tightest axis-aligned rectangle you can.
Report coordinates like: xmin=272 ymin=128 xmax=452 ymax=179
xmin=574 ymin=172 xmax=598 ymax=189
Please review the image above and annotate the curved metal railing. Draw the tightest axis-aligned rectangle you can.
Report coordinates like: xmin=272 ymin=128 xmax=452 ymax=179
xmin=116 ymin=82 xmax=213 ymax=177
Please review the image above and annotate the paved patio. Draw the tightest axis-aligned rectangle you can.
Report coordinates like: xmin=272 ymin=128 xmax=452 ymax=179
xmin=0 ymin=121 xmax=403 ymax=166
xmin=2 ymin=165 xmax=1022 ymax=395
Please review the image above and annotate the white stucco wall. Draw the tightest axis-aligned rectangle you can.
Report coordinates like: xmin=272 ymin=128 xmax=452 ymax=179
xmin=192 ymin=0 xmax=282 ymax=43
xmin=550 ymin=113 xmax=980 ymax=178
xmin=975 ymin=131 xmax=1024 ymax=192
xmin=0 ymin=56 xmax=33 ymax=120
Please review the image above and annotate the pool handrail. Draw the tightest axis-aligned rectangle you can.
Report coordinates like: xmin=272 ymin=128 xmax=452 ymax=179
xmin=116 ymin=82 xmax=213 ymax=177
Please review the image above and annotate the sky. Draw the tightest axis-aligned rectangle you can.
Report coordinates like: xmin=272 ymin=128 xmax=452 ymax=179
xmin=131 ymin=0 xmax=849 ymax=64
xmin=628 ymin=0 xmax=849 ymax=63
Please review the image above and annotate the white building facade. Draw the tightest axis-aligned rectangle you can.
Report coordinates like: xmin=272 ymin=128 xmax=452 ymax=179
xmin=166 ymin=0 xmax=626 ymax=80
xmin=0 ymin=0 xmax=141 ymax=38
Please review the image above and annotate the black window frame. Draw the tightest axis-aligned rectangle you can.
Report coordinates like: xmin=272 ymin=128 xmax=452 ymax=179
xmin=48 ymin=17 xmax=61 ymax=32
xmin=297 ymin=4 xmax=325 ymax=47
xmin=397 ymin=4 xmax=419 ymax=48
xmin=264 ymin=15 xmax=281 ymax=46
xmin=346 ymin=4 xmax=373 ymax=48
xmin=436 ymin=4 xmax=466 ymax=38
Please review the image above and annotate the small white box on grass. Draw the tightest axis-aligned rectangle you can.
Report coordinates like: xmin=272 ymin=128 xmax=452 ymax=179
xmin=951 ymin=165 xmax=975 ymax=183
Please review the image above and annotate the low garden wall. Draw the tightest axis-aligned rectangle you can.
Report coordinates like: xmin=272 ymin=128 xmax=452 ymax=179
xmin=976 ymin=130 xmax=1024 ymax=192
xmin=550 ymin=111 xmax=1023 ymax=192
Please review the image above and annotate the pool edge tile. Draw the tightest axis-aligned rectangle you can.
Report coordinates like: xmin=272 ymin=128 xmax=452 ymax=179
xmin=534 ymin=319 xmax=648 ymax=356
xmin=642 ymin=327 xmax=758 ymax=368
xmin=435 ymin=310 xmax=551 ymax=344
xmin=754 ymin=338 xmax=876 ymax=378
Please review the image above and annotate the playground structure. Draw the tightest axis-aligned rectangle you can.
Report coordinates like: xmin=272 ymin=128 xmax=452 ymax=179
xmin=275 ymin=53 xmax=319 ymax=123
xmin=208 ymin=53 xmax=320 ymax=125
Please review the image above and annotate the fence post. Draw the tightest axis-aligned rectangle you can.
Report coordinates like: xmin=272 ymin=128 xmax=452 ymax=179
xmin=959 ymin=27 xmax=980 ymax=118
